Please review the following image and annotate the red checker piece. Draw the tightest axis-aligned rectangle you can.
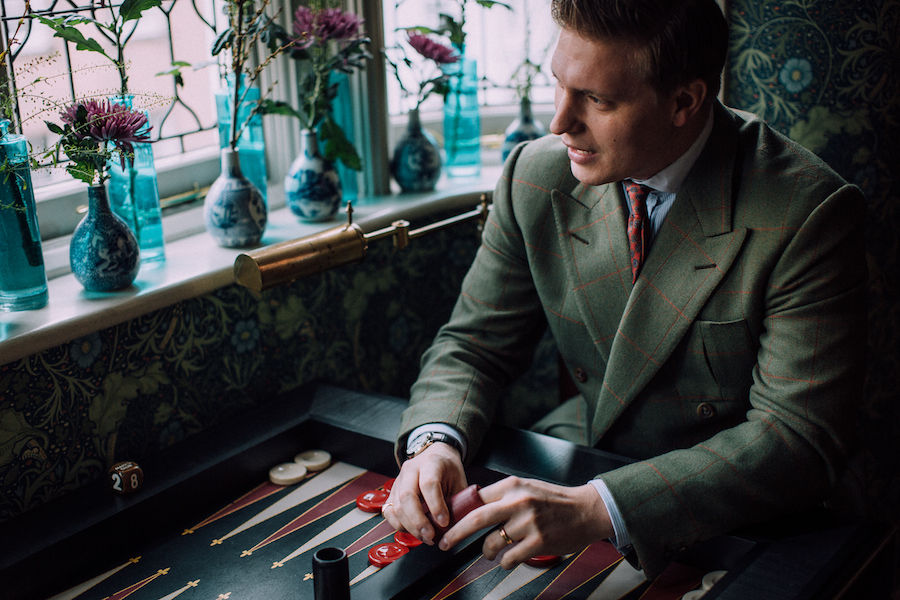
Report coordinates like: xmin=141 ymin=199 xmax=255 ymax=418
xmin=394 ymin=531 xmax=423 ymax=548
xmin=356 ymin=489 xmax=390 ymax=513
xmin=368 ymin=542 xmax=410 ymax=567
xmin=431 ymin=484 xmax=485 ymax=541
xmin=525 ymin=555 xmax=562 ymax=568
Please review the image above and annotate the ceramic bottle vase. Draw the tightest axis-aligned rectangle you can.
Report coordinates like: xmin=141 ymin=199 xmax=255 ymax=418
xmin=390 ymin=109 xmax=442 ymax=193
xmin=501 ymin=96 xmax=546 ymax=162
xmin=204 ymin=148 xmax=267 ymax=247
xmin=284 ymin=129 xmax=342 ymax=222
xmin=69 ymin=183 xmax=140 ymax=291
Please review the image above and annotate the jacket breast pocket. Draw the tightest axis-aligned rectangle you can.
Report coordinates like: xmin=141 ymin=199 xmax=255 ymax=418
xmin=697 ymin=319 xmax=757 ymax=396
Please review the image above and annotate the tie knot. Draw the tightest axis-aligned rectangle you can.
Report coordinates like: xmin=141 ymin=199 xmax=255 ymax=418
xmin=624 ymin=180 xmax=652 ymax=205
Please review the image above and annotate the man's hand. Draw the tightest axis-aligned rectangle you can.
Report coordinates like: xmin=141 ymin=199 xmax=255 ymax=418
xmin=382 ymin=442 xmax=467 ymax=545
xmin=438 ymin=476 xmax=614 ymax=569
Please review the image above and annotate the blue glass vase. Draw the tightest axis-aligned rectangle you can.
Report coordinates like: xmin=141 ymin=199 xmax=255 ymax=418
xmin=442 ymin=56 xmax=481 ymax=177
xmin=390 ymin=109 xmax=441 ymax=193
xmin=501 ymin=96 xmax=546 ymax=162
xmin=329 ymin=72 xmax=358 ymax=204
xmin=204 ymin=148 xmax=267 ymax=247
xmin=216 ymin=75 xmax=267 ymax=203
xmin=70 ymin=184 xmax=140 ymax=292
xmin=107 ymin=95 xmax=165 ymax=264
xmin=285 ymin=130 xmax=341 ymax=222
xmin=0 ymin=120 xmax=48 ymax=310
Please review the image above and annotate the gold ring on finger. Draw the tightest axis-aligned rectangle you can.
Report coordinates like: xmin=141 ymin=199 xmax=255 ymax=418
xmin=497 ymin=526 xmax=513 ymax=546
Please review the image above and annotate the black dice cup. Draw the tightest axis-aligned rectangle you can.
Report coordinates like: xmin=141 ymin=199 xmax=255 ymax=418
xmin=313 ymin=546 xmax=350 ymax=600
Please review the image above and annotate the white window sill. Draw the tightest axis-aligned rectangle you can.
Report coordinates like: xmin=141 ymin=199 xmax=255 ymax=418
xmin=0 ymin=168 xmax=500 ymax=366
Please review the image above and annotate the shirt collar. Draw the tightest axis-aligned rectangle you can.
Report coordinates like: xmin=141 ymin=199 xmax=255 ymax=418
xmin=631 ymin=107 xmax=714 ymax=194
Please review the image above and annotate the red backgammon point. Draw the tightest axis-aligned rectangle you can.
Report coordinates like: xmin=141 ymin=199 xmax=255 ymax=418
xmin=526 ymin=555 xmax=562 ymax=568
xmin=368 ymin=542 xmax=409 ymax=567
xmin=356 ymin=488 xmax=390 ymax=513
xmin=394 ymin=531 xmax=423 ymax=548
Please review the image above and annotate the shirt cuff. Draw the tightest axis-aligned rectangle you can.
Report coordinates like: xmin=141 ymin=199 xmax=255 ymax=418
xmin=589 ymin=478 xmax=632 ymax=553
xmin=406 ymin=423 xmax=468 ymax=462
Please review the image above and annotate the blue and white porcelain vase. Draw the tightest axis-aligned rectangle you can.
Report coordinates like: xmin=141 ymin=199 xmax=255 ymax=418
xmin=390 ymin=108 xmax=442 ymax=193
xmin=70 ymin=184 xmax=140 ymax=292
xmin=501 ymin=96 xmax=546 ymax=162
xmin=284 ymin=129 xmax=341 ymax=222
xmin=215 ymin=74 xmax=267 ymax=203
xmin=204 ymin=148 xmax=267 ymax=247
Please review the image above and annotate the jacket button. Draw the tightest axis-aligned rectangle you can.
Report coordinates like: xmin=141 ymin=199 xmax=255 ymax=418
xmin=573 ymin=367 xmax=588 ymax=383
xmin=697 ymin=402 xmax=716 ymax=419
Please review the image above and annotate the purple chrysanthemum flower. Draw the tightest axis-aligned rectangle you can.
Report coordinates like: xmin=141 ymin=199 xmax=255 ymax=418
xmin=315 ymin=8 xmax=363 ymax=41
xmin=60 ymin=99 xmax=151 ymax=168
xmin=293 ymin=6 xmax=316 ymax=50
xmin=293 ymin=6 xmax=364 ymax=49
xmin=408 ymin=33 xmax=459 ymax=65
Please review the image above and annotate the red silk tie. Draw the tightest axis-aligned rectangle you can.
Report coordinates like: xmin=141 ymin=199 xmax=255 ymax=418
xmin=624 ymin=181 xmax=651 ymax=284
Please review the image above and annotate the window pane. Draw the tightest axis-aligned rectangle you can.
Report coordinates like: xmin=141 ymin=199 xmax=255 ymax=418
xmin=381 ymin=0 xmax=557 ymax=116
xmin=2 ymin=0 xmax=221 ymax=188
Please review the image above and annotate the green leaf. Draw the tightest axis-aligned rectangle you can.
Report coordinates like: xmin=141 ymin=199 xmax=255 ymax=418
xmin=211 ymin=28 xmax=234 ymax=56
xmin=45 ymin=121 xmax=64 ymax=136
xmin=119 ymin=0 xmax=162 ymax=22
xmin=320 ymin=117 xmax=361 ymax=171
xmin=37 ymin=16 xmax=109 ymax=57
xmin=475 ymin=1 xmax=512 ymax=10
xmin=66 ymin=161 xmax=96 ymax=185
xmin=258 ymin=99 xmax=304 ymax=120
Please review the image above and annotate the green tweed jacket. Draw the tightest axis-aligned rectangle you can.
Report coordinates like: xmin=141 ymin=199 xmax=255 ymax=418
xmin=399 ymin=102 xmax=867 ymax=576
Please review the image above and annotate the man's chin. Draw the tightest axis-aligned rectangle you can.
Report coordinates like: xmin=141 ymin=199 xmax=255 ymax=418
xmin=568 ymin=162 xmax=613 ymax=186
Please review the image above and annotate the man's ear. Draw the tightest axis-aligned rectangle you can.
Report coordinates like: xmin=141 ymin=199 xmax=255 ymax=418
xmin=672 ymin=79 xmax=707 ymax=127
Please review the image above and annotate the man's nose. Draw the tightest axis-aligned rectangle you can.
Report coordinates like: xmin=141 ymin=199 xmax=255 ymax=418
xmin=549 ymin=91 xmax=578 ymax=136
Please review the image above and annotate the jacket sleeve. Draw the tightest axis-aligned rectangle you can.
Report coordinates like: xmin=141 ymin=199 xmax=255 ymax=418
xmin=600 ymin=183 xmax=868 ymax=576
xmin=396 ymin=142 xmax=549 ymax=463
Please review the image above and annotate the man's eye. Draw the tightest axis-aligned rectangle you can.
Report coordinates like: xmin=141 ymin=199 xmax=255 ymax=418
xmin=586 ymin=94 xmax=610 ymax=108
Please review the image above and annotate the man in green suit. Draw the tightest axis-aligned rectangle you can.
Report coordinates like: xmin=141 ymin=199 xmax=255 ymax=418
xmin=381 ymin=0 xmax=866 ymax=577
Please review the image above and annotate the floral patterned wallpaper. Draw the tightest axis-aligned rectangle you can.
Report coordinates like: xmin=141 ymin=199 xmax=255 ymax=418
xmin=726 ymin=0 xmax=900 ymax=536
xmin=0 ymin=224 xmax=501 ymax=521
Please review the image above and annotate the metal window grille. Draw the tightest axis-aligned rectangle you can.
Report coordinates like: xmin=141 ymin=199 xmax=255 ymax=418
xmin=0 ymin=0 xmax=222 ymax=187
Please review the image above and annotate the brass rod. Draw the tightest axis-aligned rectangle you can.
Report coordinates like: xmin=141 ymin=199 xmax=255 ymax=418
xmin=233 ymin=196 xmax=491 ymax=292
xmin=408 ymin=206 xmax=485 ymax=239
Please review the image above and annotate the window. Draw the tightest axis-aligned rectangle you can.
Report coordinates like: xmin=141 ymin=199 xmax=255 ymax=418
xmin=382 ymin=0 xmax=557 ymax=116
xmin=0 ymin=0 xmax=558 ymax=246
xmin=1 ymin=0 xmax=224 ymax=240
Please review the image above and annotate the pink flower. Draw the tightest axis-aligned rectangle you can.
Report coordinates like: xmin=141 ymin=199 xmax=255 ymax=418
xmin=60 ymin=99 xmax=151 ymax=167
xmin=315 ymin=8 xmax=363 ymax=41
xmin=408 ymin=33 xmax=459 ymax=65
xmin=293 ymin=6 xmax=364 ymax=49
xmin=292 ymin=6 xmax=316 ymax=49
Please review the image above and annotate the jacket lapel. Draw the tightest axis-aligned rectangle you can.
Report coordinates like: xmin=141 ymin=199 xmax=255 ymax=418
xmin=550 ymin=181 xmax=633 ymax=366
xmin=589 ymin=105 xmax=749 ymax=443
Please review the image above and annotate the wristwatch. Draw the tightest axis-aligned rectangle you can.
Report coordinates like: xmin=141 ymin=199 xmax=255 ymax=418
xmin=405 ymin=431 xmax=464 ymax=461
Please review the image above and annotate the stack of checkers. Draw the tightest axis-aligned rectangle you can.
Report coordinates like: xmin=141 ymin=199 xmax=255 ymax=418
xmin=680 ymin=570 xmax=728 ymax=599
xmin=364 ymin=483 xmax=484 ymax=568
xmin=268 ymin=449 xmax=333 ymax=485
xmin=362 ymin=484 xmax=561 ymax=570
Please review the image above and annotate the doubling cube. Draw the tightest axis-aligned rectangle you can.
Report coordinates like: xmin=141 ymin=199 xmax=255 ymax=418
xmin=109 ymin=461 xmax=143 ymax=495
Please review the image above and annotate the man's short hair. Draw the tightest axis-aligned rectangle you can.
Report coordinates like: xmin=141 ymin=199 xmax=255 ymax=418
xmin=550 ymin=0 xmax=728 ymax=98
